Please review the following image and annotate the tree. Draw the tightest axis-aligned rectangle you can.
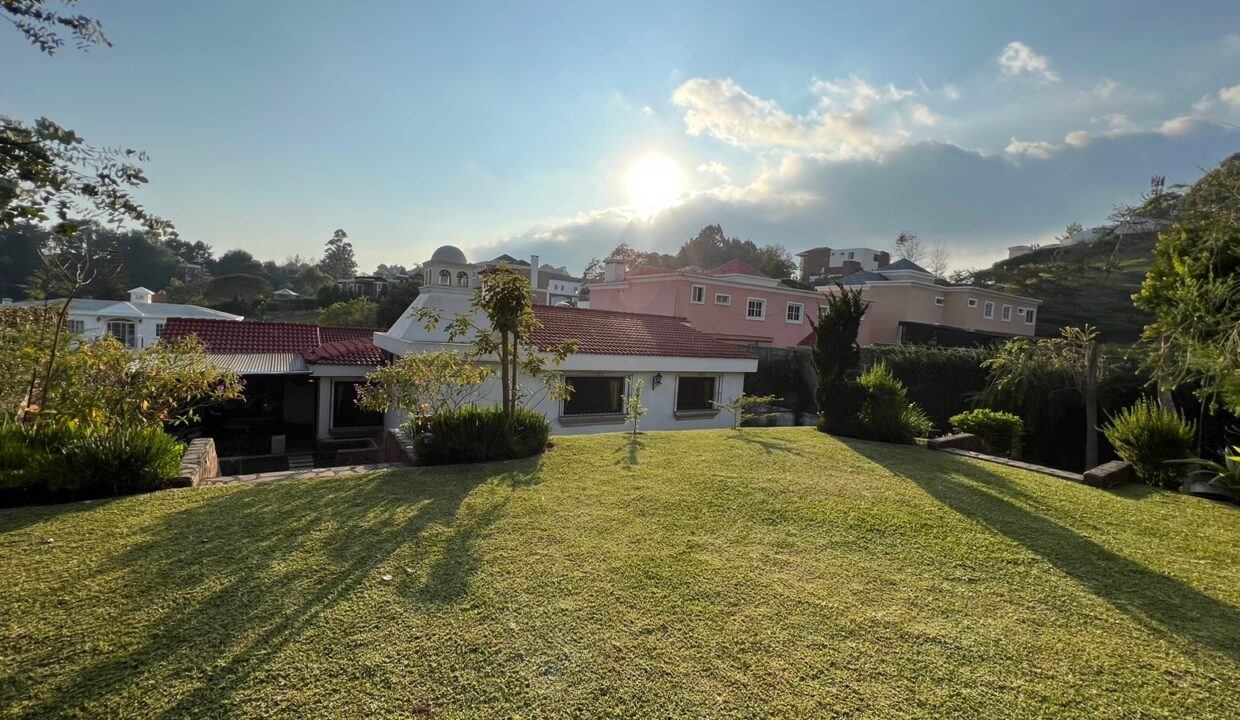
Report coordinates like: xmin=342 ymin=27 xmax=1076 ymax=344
xmin=981 ymin=325 xmax=1106 ymax=470
xmin=894 ymin=231 xmax=925 ymax=264
xmin=374 ymin=263 xmax=409 ymax=279
xmin=376 ymin=281 xmax=419 ymax=327
xmin=0 ymin=222 xmax=49 ymax=299
xmin=318 ymin=297 xmax=378 ymax=327
xmin=27 ymin=222 xmax=129 ymax=300
xmin=119 ymin=231 xmax=180 ymax=291
xmin=713 ymin=393 xmax=779 ymax=430
xmin=928 ymin=242 xmax=951 ymax=279
xmin=165 ymin=238 xmax=213 ymax=267
xmin=2 ymin=3 xmax=173 ymax=239
xmin=355 ymin=350 xmax=491 ymax=421
xmin=204 ymin=273 xmax=271 ymax=306
xmin=1133 ymin=154 xmax=1240 ymax=415
xmin=624 ymin=378 xmax=647 ymax=436
xmin=1054 ymin=222 xmax=1084 ymax=243
xmin=295 ymin=265 xmax=333 ymax=296
xmin=212 ymin=249 xmax=264 ymax=277
xmin=319 ymin=228 xmax=357 ymax=280
xmin=810 ymin=285 xmax=868 ymax=430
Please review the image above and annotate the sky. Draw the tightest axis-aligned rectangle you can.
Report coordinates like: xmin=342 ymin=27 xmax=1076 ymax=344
xmin=4 ymin=0 xmax=1240 ymax=275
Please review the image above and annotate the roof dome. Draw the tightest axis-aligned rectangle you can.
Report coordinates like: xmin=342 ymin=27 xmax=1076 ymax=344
xmin=429 ymin=245 xmax=468 ymax=264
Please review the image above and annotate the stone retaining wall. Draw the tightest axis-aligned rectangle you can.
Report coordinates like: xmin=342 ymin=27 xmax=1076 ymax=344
xmin=381 ymin=427 xmax=417 ymax=465
xmin=173 ymin=438 xmax=219 ymax=488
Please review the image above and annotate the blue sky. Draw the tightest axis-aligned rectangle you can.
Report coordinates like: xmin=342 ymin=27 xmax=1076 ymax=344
xmin=4 ymin=1 xmax=1239 ymax=273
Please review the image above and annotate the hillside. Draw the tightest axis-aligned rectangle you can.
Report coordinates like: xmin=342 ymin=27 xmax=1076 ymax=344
xmin=972 ymin=230 xmax=1157 ymax=343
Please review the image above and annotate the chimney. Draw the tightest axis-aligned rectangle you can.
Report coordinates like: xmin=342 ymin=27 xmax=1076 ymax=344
xmin=529 ymin=254 xmax=540 ymax=288
xmin=604 ymin=258 xmax=625 ymax=283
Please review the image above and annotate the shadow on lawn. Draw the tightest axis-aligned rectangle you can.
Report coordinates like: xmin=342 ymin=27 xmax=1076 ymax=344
xmin=729 ymin=429 xmax=803 ymax=456
xmin=849 ymin=442 xmax=1240 ymax=665
xmin=14 ymin=458 xmax=542 ymax=719
xmin=615 ymin=434 xmax=646 ymax=467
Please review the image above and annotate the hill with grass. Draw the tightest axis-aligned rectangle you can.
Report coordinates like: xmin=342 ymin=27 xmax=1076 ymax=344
xmin=971 ymin=229 xmax=1158 ymax=343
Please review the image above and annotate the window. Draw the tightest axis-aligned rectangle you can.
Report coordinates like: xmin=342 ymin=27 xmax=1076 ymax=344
xmin=154 ymin=323 xmax=165 ymax=338
xmin=714 ymin=293 xmax=731 ymax=305
xmin=1001 ymin=304 xmax=1012 ymax=322
xmin=847 ymin=251 xmax=855 ymax=260
xmin=106 ymin=320 xmax=135 ymax=348
xmin=983 ymin=301 xmax=995 ymax=319
xmin=332 ymin=381 xmax=383 ymax=428
xmin=690 ymin=285 xmax=706 ymax=304
xmin=1025 ymin=308 xmax=1036 ymax=325
xmin=786 ymin=302 xmax=804 ymax=324
xmin=563 ymin=376 xmax=625 ymax=416
xmin=934 ymin=297 xmax=945 ymax=306
xmin=676 ymin=376 xmax=717 ymax=412
xmin=457 ymin=271 xmax=469 ymax=287
xmin=967 ymin=298 xmax=978 ymax=308
xmin=66 ymin=319 xmax=85 ymax=334
xmin=746 ymin=298 xmax=766 ymax=320
xmin=438 ymin=269 xmax=451 ymax=285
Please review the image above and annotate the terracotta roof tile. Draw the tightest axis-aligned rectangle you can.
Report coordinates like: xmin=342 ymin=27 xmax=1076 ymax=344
xmin=163 ymin=318 xmax=385 ymax=367
xmin=709 ymin=259 xmax=769 ymax=277
xmin=531 ymin=306 xmax=753 ymax=359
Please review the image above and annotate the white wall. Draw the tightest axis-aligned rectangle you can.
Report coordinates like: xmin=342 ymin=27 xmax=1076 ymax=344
xmin=71 ymin=313 xmax=164 ymax=349
xmin=381 ymin=368 xmax=748 ymax=436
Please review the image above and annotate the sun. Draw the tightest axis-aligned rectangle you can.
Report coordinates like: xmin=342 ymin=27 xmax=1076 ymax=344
xmin=626 ymin=154 xmax=683 ymax=216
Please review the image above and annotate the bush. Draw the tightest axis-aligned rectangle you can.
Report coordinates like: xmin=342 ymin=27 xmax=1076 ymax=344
xmin=412 ymin=407 xmax=550 ymax=465
xmin=950 ymin=409 xmax=1025 ymax=456
xmin=1101 ymin=398 xmax=1195 ymax=489
xmin=864 ymin=346 xmax=993 ymax=429
xmin=0 ymin=424 xmax=185 ymax=507
xmin=819 ymin=364 xmax=932 ymax=444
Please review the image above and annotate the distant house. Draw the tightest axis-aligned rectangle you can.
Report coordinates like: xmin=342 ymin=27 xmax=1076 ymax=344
xmin=162 ymin=319 xmax=388 ymax=467
xmin=583 ymin=258 xmax=824 ymax=348
xmin=796 ymin=246 xmax=891 ymax=282
xmin=818 ymin=259 xmax=1042 ymax=347
xmin=476 ymin=253 xmax=583 ymax=306
xmin=10 ymin=287 xmax=241 ymax=348
xmin=334 ymin=275 xmax=390 ymax=298
xmin=374 ymin=246 xmax=758 ymax=434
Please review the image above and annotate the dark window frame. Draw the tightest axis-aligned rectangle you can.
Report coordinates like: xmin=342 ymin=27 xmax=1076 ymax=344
xmin=676 ymin=375 xmax=718 ymax=412
xmin=562 ymin=375 xmax=626 ymax=417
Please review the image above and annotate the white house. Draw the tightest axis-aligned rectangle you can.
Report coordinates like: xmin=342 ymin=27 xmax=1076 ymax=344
xmin=373 ymin=245 xmax=758 ymax=434
xmin=11 ymin=287 xmax=242 ymax=348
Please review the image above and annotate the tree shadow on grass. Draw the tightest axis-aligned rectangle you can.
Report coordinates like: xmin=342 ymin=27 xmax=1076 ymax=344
xmin=614 ymin=434 xmax=646 ymax=467
xmin=728 ymin=429 xmax=804 ymax=456
xmin=10 ymin=459 xmax=543 ymax=719
xmin=849 ymin=442 xmax=1240 ymax=665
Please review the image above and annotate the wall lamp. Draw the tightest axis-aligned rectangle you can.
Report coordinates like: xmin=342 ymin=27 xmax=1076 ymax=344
xmin=652 ymin=373 xmax=663 ymax=388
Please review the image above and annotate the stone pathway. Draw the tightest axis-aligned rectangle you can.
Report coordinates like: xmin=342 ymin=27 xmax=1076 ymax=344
xmin=200 ymin=463 xmax=408 ymax=487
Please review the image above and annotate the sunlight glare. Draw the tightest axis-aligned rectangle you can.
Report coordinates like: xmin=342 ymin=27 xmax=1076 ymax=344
xmin=626 ymin=154 xmax=683 ymax=216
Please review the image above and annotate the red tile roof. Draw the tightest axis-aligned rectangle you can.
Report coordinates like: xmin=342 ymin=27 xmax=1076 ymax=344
xmin=709 ymin=259 xmax=769 ymax=277
xmin=531 ymin=306 xmax=754 ymax=359
xmin=162 ymin=319 xmax=385 ymax=367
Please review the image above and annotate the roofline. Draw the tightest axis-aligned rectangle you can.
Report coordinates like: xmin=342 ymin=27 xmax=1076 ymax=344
xmin=593 ymin=274 xmax=824 ymax=298
xmin=822 ymin=280 xmax=1042 ymax=305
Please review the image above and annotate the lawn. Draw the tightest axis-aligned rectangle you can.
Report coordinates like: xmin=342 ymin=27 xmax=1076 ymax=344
xmin=2 ymin=428 xmax=1239 ymax=718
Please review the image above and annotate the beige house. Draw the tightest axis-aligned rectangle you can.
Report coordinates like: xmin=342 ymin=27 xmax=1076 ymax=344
xmin=822 ymin=259 xmax=1041 ymax=346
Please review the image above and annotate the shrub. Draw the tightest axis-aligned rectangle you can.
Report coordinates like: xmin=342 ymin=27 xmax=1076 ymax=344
xmin=856 ymin=363 xmax=934 ymax=443
xmin=864 ymin=345 xmax=993 ymax=429
xmin=1101 ymin=398 xmax=1195 ymax=489
xmin=950 ymin=409 xmax=1025 ymax=456
xmin=0 ymin=424 xmax=185 ymax=507
xmin=413 ymin=406 xmax=550 ymax=465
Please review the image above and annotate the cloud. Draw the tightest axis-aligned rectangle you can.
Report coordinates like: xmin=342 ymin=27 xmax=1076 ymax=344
xmin=671 ymin=75 xmax=928 ymax=159
xmin=1225 ymin=34 xmax=1240 ymax=53
xmin=943 ymin=84 xmax=961 ymax=100
xmin=998 ymin=41 xmax=1060 ymax=85
xmin=1158 ymin=116 xmax=1198 ymax=136
xmin=1005 ymin=137 xmax=1061 ymax=160
xmin=911 ymin=105 xmax=939 ymax=126
xmin=697 ymin=161 xmax=731 ymax=180
xmin=477 ymin=125 xmax=1236 ymax=273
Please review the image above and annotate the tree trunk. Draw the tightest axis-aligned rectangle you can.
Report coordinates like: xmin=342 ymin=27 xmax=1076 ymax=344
xmin=1084 ymin=340 xmax=1099 ymax=470
xmin=500 ymin=331 xmax=511 ymax=417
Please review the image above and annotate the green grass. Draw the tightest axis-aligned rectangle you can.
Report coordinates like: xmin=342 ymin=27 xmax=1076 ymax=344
xmin=2 ymin=428 xmax=1239 ymax=718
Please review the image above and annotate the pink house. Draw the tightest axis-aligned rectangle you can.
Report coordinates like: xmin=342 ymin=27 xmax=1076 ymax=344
xmin=585 ymin=259 xmax=824 ymax=348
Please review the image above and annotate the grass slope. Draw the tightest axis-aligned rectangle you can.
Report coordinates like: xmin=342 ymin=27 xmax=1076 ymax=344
xmin=975 ymin=233 xmax=1157 ymax=342
xmin=2 ymin=428 xmax=1239 ymax=718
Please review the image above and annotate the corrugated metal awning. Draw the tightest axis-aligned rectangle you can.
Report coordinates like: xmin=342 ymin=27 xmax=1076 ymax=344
xmin=206 ymin=353 xmax=309 ymax=375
